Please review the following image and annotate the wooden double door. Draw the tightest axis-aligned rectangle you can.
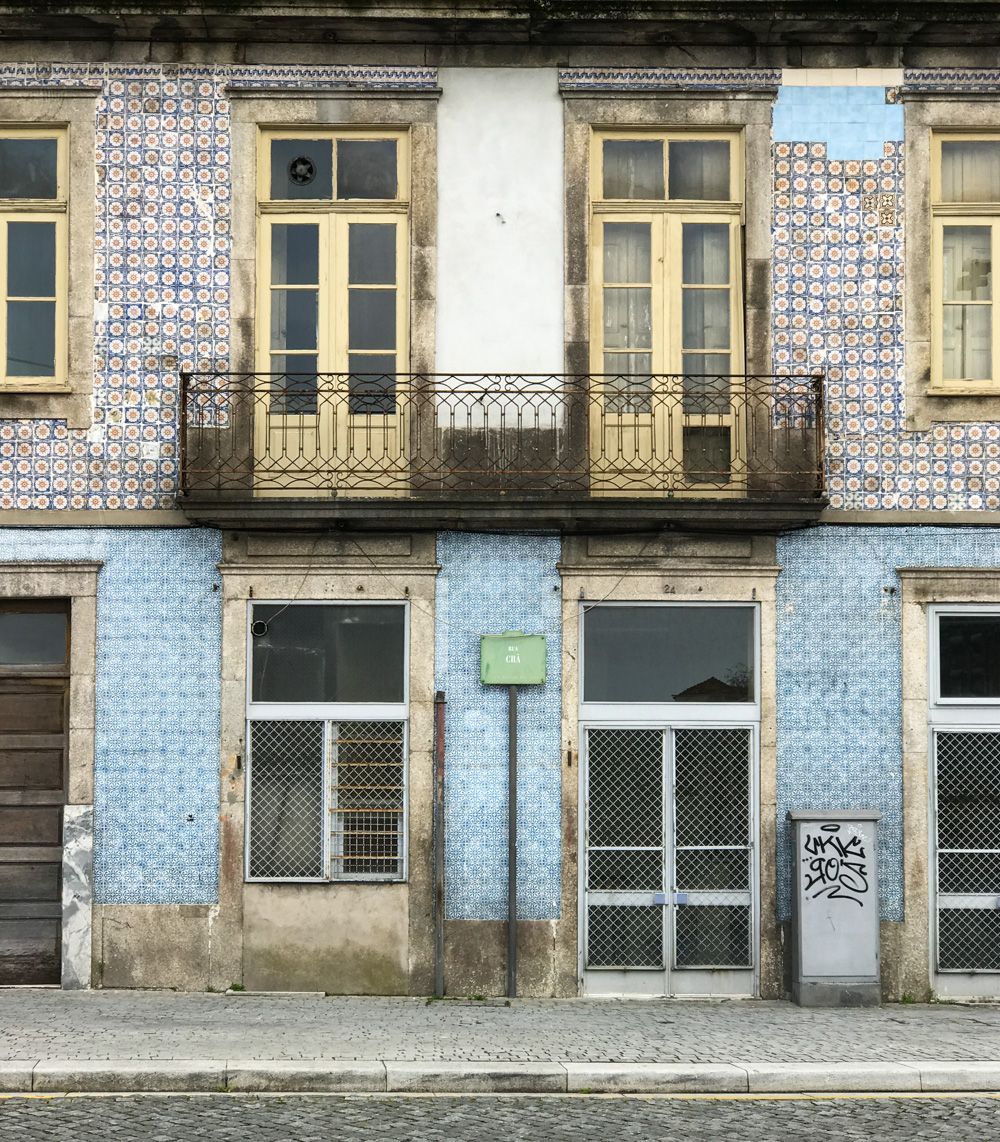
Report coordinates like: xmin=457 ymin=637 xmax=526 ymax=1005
xmin=0 ymin=601 xmax=68 ymax=984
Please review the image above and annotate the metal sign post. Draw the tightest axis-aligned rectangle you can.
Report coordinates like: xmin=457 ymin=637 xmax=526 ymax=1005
xmin=480 ymin=632 xmax=546 ymax=1000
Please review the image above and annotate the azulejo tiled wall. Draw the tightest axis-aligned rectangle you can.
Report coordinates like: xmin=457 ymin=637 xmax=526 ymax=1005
xmin=775 ymin=525 xmax=1000 ymax=921
xmin=436 ymin=532 xmax=562 ymax=921
xmin=772 ymin=82 xmax=1000 ymax=511
xmin=0 ymin=62 xmax=435 ymax=512
xmin=0 ymin=527 xmax=222 ymax=903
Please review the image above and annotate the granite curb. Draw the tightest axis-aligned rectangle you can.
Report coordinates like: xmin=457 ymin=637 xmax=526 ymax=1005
xmin=2 ymin=1060 xmax=1000 ymax=1094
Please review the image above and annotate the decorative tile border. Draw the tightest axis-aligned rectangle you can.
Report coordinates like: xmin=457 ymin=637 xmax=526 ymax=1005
xmin=226 ymin=63 xmax=439 ymax=91
xmin=903 ymin=68 xmax=1000 ymax=93
xmin=558 ymin=66 xmax=781 ymax=92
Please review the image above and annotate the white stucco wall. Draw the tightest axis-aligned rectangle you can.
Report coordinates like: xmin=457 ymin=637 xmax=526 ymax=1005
xmin=435 ymin=67 xmax=564 ymax=375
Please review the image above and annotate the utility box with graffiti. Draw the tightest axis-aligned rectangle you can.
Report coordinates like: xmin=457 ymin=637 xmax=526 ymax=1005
xmin=788 ymin=809 xmax=882 ymax=1007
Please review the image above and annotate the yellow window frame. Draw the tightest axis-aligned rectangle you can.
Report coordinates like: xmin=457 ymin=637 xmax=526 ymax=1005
xmin=930 ymin=131 xmax=1000 ymax=391
xmin=0 ymin=126 xmax=69 ymax=392
xmin=589 ymin=129 xmax=745 ymax=378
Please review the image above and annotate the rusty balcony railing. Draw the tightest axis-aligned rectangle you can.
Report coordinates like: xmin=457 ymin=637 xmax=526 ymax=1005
xmin=179 ymin=372 xmax=824 ymax=501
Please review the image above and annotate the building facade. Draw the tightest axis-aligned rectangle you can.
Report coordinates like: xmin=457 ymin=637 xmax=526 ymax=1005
xmin=2 ymin=2 xmax=1000 ymax=1000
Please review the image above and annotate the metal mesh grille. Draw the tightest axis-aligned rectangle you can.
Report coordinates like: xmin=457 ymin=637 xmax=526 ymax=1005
xmin=587 ymin=905 xmax=664 ymax=968
xmin=674 ymin=728 xmax=752 ymax=968
xmin=936 ymin=732 xmax=1000 ymax=971
xmin=675 ymin=904 xmax=751 ymax=968
xmin=939 ymin=909 xmax=1000 ymax=971
xmin=331 ymin=721 xmax=405 ymax=880
xmin=248 ymin=721 xmax=324 ymax=879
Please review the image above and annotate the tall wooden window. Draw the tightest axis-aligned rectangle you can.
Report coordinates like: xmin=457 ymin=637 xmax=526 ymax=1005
xmin=257 ymin=129 xmax=409 ymax=414
xmin=0 ymin=128 xmax=68 ymax=391
xmin=932 ymin=134 xmax=1000 ymax=389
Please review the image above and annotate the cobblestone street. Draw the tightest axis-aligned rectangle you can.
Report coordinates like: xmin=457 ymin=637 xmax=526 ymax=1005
xmin=3 ymin=1094 xmax=1000 ymax=1141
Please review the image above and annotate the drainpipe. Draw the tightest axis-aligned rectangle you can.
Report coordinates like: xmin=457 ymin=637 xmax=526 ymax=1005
xmin=508 ymin=684 xmax=518 ymax=999
xmin=433 ymin=690 xmax=446 ymax=998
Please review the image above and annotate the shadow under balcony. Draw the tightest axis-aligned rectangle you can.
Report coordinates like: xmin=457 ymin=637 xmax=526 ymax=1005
xmin=178 ymin=372 xmax=827 ymax=533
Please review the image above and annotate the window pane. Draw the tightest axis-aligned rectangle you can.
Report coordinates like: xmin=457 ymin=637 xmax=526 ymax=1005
xmin=8 ymin=222 xmax=55 ymax=297
xmin=269 ymin=354 xmax=318 ymax=415
xmin=684 ymin=425 xmax=731 ymax=484
xmin=583 ymin=605 xmax=754 ymax=703
xmin=669 ymin=140 xmax=730 ymax=201
xmin=683 ymin=289 xmax=730 ymax=350
xmin=270 ymin=289 xmax=317 ymax=351
xmin=7 ymin=300 xmax=55 ymax=376
xmin=0 ymin=138 xmax=58 ymax=199
xmin=943 ymin=226 xmax=992 ymax=301
xmin=0 ymin=610 xmax=66 ymax=665
xmin=247 ymin=720 xmax=325 ymax=879
xmin=348 ymin=223 xmax=396 ymax=285
xmin=942 ymin=304 xmax=992 ymax=381
xmin=941 ymin=141 xmax=1000 ymax=203
xmin=269 ymin=139 xmax=333 ymax=200
xmin=270 ymin=224 xmax=318 ymax=286
xmin=940 ymin=615 xmax=1000 ymax=698
xmin=337 ymin=140 xmax=397 ymax=200
xmin=604 ymin=288 xmax=651 ymax=349
xmin=682 ymin=223 xmax=729 ymax=285
xmin=602 ymin=140 xmax=663 ymax=200
xmin=349 ymin=289 xmax=395 ymax=350
xmin=251 ymin=604 xmax=405 ymax=704
xmin=682 ymin=355 xmax=732 ymax=414
xmin=349 ymin=352 xmax=396 ymax=415
xmin=602 ymin=353 xmax=652 ymax=414
xmin=603 ymin=222 xmax=651 ymax=283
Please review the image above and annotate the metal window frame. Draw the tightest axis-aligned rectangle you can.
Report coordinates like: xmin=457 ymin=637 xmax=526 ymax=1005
xmin=244 ymin=599 xmax=409 ymax=884
xmin=579 ymin=600 xmax=761 ymax=713
xmin=930 ymin=604 xmax=1000 ymax=712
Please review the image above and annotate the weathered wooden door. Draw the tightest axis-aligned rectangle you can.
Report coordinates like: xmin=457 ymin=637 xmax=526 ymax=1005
xmin=0 ymin=601 xmax=68 ymax=984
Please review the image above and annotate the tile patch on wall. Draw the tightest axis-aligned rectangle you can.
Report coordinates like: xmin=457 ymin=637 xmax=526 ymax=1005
xmin=0 ymin=527 xmax=222 ymax=903
xmin=776 ymin=525 xmax=1000 ymax=921
xmin=436 ymin=532 xmax=562 ymax=921
xmin=0 ymin=62 xmax=436 ymax=511
xmin=773 ymin=83 xmax=1000 ymax=510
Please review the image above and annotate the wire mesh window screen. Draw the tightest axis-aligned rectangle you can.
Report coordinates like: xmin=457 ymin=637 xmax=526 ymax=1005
xmin=586 ymin=727 xmax=664 ymax=881
xmin=936 ymin=731 xmax=1000 ymax=970
xmin=248 ymin=720 xmax=325 ymax=879
xmin=331 ymin=720 xmax=405 ymax=880
xmin=588 ymin=904 xmax=665 ymax=968
xmin=673 ymin=727 xmax=752 ymax=968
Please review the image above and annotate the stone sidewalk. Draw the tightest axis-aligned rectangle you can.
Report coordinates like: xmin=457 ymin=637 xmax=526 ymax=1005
xmin=3 ymin=990 xmax=1000 ymax=1093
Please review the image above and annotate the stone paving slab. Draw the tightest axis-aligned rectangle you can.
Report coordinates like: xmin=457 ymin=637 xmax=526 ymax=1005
xmin=3 ymin=991 xmax=1000 ymax=1065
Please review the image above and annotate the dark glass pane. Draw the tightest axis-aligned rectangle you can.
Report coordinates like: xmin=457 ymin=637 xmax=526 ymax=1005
xmin=348 ymin=353 xmax=396 ymax=414
xmin=348 ymin=223 xmax=396 ymax=284
xmin=940 ymin=615 xmax=1000 ymax=698
xmin=0 ymin=611 xmax=66 ymax=665
xmin=349 ymin=289 xmax=395 ymax=350
xmin=251 ymin=604 xmax=405 ymax=703
xmin=269 ymin=354 xmax=318 ymax=415
xmin=583 ymin=605 xmax=754 ymax=703
xmin=269 ymin=139 xmax=333 ymax=201
xmin=7 ymin=300 xmax=55 ymax=376
xmin=0 ymin=139 xmax=58 ymax=199
xmin=8 ymin=222 xmax=55 ymax=297
xmin=270 ymin=290 xmax=317 ymax=351
xmin=668 ymin=140 xmax=730 ymax=201
xmin=337 ymin=140 xmax=397 ymax=200
xmin=683 ymin=425 xmax=731 ymax=484
xmin=270 ymin=224 xmax=319 ymax=286
xmin=602 ymin=140 xmax=663 ymax=199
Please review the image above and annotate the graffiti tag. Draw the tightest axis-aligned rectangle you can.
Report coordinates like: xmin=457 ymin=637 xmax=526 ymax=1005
xmin=802 ymin=823 xmax=870 ymax=907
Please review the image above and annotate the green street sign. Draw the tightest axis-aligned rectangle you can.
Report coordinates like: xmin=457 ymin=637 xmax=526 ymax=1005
xmin=480 ymin=631 xmax=547 ymax=685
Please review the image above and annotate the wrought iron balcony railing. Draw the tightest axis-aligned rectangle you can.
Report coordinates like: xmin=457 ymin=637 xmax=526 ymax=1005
xmin=179 ymin=372 xmax=824 ymax=502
